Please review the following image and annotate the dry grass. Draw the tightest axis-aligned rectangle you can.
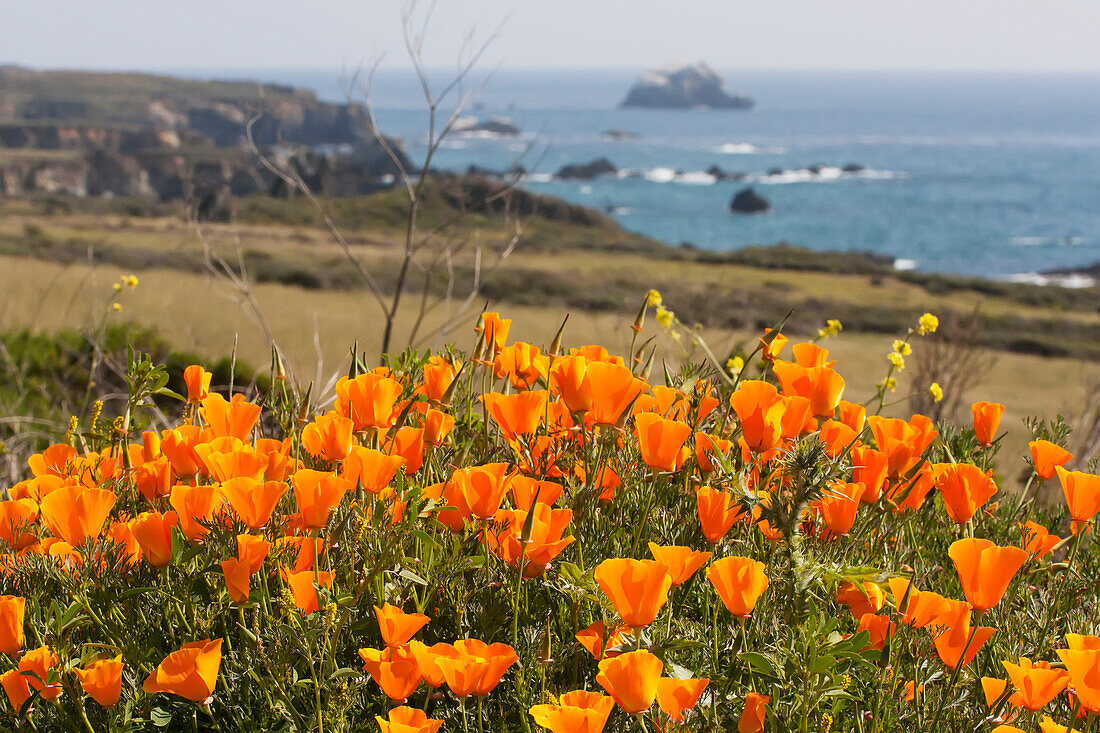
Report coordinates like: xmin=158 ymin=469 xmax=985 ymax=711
xmin=2 ymin=252 xmax=1097 ymax=478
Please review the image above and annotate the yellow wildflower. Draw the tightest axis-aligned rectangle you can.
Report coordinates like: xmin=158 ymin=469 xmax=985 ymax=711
xmin=112 ymin=283 xmax=123 ymax=293
xmin=126 ymin=275 xmax=139 ymax=288
xmin=825 ymin=319 xmax=843 ymax=336
xmin=646 ymin=289 xmax=662 ymax=307
xmin=879 ymin=376 xmax=897 ymax=392
xmin=112 ymin=303 xmax=122 ymax=312
xmin=888 ymin=352 xmax=905 ymax=370
xmin=655 ymin=306 xmax=674 ymax=329
xmin=726 ymin=356 xmax=744 ymax=374
xmin=916 ymin=312 xmax=939 ymax=335
xmin=929 ymin=382 xmax=944 ymax=403
xmin=892 ymin=339 xmax=912 ymax=355
xmin=821 ymin=713 xmax=834 ymax=733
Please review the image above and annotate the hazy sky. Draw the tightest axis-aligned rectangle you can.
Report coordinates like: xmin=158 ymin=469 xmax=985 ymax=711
xmin=4 ymin=0 xmax=1100 ymax=73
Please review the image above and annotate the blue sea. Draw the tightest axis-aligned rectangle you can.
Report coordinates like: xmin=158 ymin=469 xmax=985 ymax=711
xmin=207 ymin=68 xmax=1100 ymax=279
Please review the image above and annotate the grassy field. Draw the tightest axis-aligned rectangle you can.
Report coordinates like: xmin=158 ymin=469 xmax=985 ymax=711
xmin=1 ymin=189 xmax=1099 ymax=477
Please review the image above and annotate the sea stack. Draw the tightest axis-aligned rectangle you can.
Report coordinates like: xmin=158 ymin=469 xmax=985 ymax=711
xmin=729 ymin=187 xmax=771 ymax=214
xmin=620 ymin=62 xmax=754 ymax=110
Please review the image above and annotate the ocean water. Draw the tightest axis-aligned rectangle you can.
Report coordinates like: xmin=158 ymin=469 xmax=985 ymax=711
xmin=207 ymin=67 xmax=1100 ymax=279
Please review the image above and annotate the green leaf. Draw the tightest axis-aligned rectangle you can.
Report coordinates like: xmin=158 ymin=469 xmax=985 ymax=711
xmin=739 ymin=651 xmax=779 ymax=679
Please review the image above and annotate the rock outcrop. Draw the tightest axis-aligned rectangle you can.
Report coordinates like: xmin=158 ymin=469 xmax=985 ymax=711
xmin=729 ymin=187 xmax=770 ymax=214
xmin=453 ymin=117 xmax=521 ymax=137
xmin=0 ymin=66 xmax=411 ymax=202
xmin=555 ymin=158 xmax=617 ymax=180
xmin=620 ymin=63 xmax=754 ymax=110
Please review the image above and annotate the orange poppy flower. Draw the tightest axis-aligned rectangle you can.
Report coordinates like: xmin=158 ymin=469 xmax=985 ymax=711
xmin=729 ymin=381 xmax=785 ymax=453
xmin=931 ymin=600 xmax=997 ymax=670
xmin=375 ymin=603 xmax=430 ymax=648
xmin=888 ymin=578 xmax=952 ymax=629
xmin=857 ymin=613 xmax=896 ymax=651
xmin=549 ymin=355 xmax=594 ymax=415
xmin=819 ymin=419 xmax=859 ymax=458
xmin=949 ymin=538 xmax=1029 ymax=610
xmin=423 ymin=408 xmax=455 ymax=446
xmin=868 ymin=415 xmax=938 ymax=479
xmin=220 ymin=558 xmax=251 ymax=604
xmin=594 ymin=558 xmax=673 ymax=629
xmin=1038 ymin=716 xmax=1084 ymax=733
xmin=0 ymin=596 xmax=24 ymax=655
xmin=596 ymin=648 xmax=662 ymax=714
xmin=38 ymin=485 xmax=116 ymax=546
xmin=221 ymin=477 xmax=288 ymax=530
xmin=0 ymin=499 xmax=39 ymax=551
xmin=1002 ymin=657 xmax=1069 ymax=711
xmin=376 ymin=706 xmax=443 ymax=733
xmin=407 ymin=641 xmax=455 ymax=688
xmin=972 ymin=401 xmax=1006 ymax=447
xmin=448 ymin=463 xmax=513 ymax=520
xmin=282 ymin=568 xmax=334 ymax=615
xmin=586 ymin=362 xmax=649 ymax=427
xmin=359 ymin=645 xmax=424 ymax=702
xmin=836 ymin=400 xmax=867 ymax=433
xmin=771 ymin=360 xmax=846 ymax=418
xmin=27 ymin=443 xmax=77 ymax=478
xmin=656 ymin=677 xmax=709 ymax=722
xmin=169 ymin=484 xmax=225 ymax=542
xmin=634 ymin=413 xmax=692 ymax=472
xmin=696 ymin=486 xmax=746 ymax=544
xmin=435 ymin=639 xmax=518 ymax=698
xmin=160 ymin=425 xmax=206 ymax=477
xmin=884 ymin=465 xmax=936 ymax=513
xmin=482 ymin=391 xmax=549 ymax=440
xmin=387 ymin=426 xmax=425 ymax=474
xmin=1029 ymin=440 xmax=1073 ymax=480
xmin=494 ymin=342 xmax=550 ymax=389
xmin=106 ymin=520 xmax=142 ymax=566
xmin=335 ymin=372 xmax=404 ymax=431
xmin=529 ymin=689 xmax=615 ymax=733
xmin=1021 ymin=521 xmax=1062 ymax=558
xmin=510 ymin=477 xmax=563 ymax=511
xmin=142 ymin=639 xmax=222 ymax=703
xmin=815 ymin=481 xmax=862 ymax=537
xmin=477 ymin=312 xmax=511 ymax=354
xmin=779 ymin=395 xmax=814 ymax=439
xmin=73 ymin=655 xmax=124 ymax=708
xmin=980 ymin=676 xmax=1022 ymax=714
xmin=130 ymin=511 xmax=179 ymax=567
xmin=1056 ymin=648 xmax=1100 ymax=713
xmin=695 ymin=432 xmax=733 ymax=474
xmin=760 ymin=331 xmax=788 ymax=361
xmin=647 ymin=543 xmax=711 ymax=586
xmin=183 ymin=365 xmax=212 ymax=402
xmin=737 ymin=691 xmax=770 ymax=733
xmin=487 ymin=504 xmax=574 ymax=578
xmin=835 ymin=581 xmax=886 ymax=618
xmin=200 ymin=393 xmax=262 ymax=440
xmin=933 ymin=463 xmax=998 ymax=524
xmin=421 ymin=355 xmax=459 ymax=403
xmin=195 ymin=442 xmax=269 ymax=483
xmin=291 ymin=470 xmax=351 ymax=529
xmin=1056 ymin=466 xmax=1100 ymax=527
xmin=575 ymin=621 xmax=632 ymax=661
xmin=301 ymin=412 xmax=355 ymax=462
xmin=570 ymin=345 xmax=625 ymax=365
xmin=707 ymin=556 xmax=769 ymax=617
xmin=342 ymin=446 xmax=404 ymax=495
xmin=1 ymin=646 xmax=61 ymax=708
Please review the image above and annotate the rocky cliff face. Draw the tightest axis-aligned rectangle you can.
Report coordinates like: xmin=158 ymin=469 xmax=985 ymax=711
xmin=620 ymin=63 xmax=754 ymax=110
xmin=0 ymin=66 xmax=410 ymax=203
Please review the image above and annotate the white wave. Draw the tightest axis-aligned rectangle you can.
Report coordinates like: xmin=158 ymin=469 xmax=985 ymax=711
xmin=643 ymin=167 xmax=677 ymax=183
xmin=717 ymin=142 xmax=786 ymax=155
xmin=608 ymin=206 xmax=632 ymax=215
xmin=675 ymin=171 xmax=719 ymax=185
xmin=750 ymin=167 xmax=905 ymax=184
xmin=893 ymin=259 xmax=918 ymax=271
xmin=439 ymin=140 xmax=468 ymax=149
xmin=1009 ymin=236 xmax=1088 ymax=247
xmin=1005 ymin=272 xmax=1096 ymax=289
xmin=523 ymin=172 xmax=554 ymax=183
xmin=578 ymin=185 xmax=593 ymax=195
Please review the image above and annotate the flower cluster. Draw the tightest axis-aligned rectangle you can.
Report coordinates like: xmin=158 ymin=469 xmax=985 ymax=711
xmin=0 ymin=304 xmax=1097 ymax=732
